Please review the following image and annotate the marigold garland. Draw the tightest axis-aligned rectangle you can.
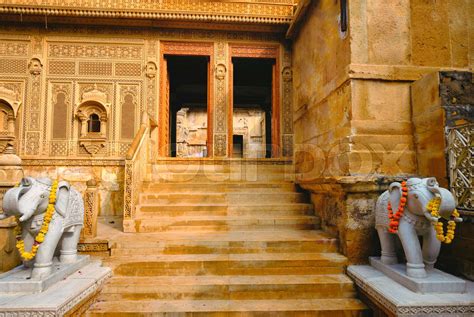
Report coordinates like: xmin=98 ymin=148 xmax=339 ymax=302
xmin=15 ymin=180 xmax=58 ymax=261
xmin=427 ymin=197 xmax=460 ymax=244
xmin=387 ymin=181 xmax=408 ymax=233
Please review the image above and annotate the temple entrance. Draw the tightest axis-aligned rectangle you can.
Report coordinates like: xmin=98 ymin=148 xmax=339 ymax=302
xmin=159 ymin=42 xmax=214 ymax=157
xmin=229 ymin=44 xmax=280 ymax=158
xmin=232 ymin=57 xmax=273 ymax=158
xmin=167 ymin=56 xmax=209 ymax=157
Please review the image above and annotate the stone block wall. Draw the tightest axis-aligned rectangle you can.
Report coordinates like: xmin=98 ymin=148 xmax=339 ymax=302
xmin=22 ymin=162 xmax=124 ymax=218
xmin=292 ymin=0 xmax=473 ymax=264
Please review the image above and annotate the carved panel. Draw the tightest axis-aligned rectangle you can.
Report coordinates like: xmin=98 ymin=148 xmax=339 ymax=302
xmin=25 ymin=131 xmax=40 ymax=155
xmin=214 ymin=133 xmax=227 ymax=157
xmin=51 ymin=83 xmax=72 ymax=140
xmin=48 ymin=42 xmax=143 ymax=60
xmin=115 ymin=63 xmax=141 ymax=77
xmin=50 ymin=140 xmax=68 ymax=156
xmin=214 ymin=42 xmax=227 ymax=136
xmin=48 ymin=60 xmax=75 ymax=75
xmin=161 ymin=41 xmax=213 ymax=56
xmin=447 ymin=124 xmax=473 ymax=211
xmin=230 ymin=44 xmax=279 ymax=58
xmin=282 ymin=134 xmax=293 ymax=158
xmin=0 ymin=59 xmax=27 ymax=74
xmin=79 ymin=62 xmax=113 ymax=76
xmin=0 ymin=41 xmax=28 ymax=56
xmin=119 ymin=85 xmax=139 ymax=140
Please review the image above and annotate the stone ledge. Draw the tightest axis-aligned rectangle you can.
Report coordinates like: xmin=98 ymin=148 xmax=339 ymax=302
xmin=0 ymin=260 xmax=112 ymax=316
xmin=370 ymin=257 xmax=467 ymax=294
xmin=0 ymin=255 xmax=90 ymax=294
xmin=348 ymin=265 xmax=474 ymax=317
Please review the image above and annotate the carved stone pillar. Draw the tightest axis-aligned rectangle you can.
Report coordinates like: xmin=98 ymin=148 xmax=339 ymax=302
xmin=213 ymin=42 xmax=228 ymax=157
xmin=0 ymin=216 xmax=20 ymax=273
xmin=81 ymin=179 xmax=100 ymax=239
xmin=0 ymin=153 xmax=23 ymax=272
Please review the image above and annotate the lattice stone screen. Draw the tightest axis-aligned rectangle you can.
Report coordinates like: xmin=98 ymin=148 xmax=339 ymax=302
xmin=447 ymin=123 xmax=473 ymax=211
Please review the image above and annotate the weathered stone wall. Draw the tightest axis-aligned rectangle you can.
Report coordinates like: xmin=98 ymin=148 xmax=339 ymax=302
xmin=293 ymin=0 xmax=351 ymax=179
xmin=22 ymin=162 xmax=124 ymax=218
xmin=293 ymin=0 xmax=473 ymax=264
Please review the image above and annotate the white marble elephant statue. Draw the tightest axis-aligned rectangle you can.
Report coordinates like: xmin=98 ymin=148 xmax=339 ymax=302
xmin=1 ymin=177 xmax=84 ymax=279
xmin=375 ymin=177 xmax=461 ymax=278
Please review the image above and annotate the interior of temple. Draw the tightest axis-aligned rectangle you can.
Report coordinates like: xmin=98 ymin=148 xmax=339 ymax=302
xmin=232 ymin=57 xmax=273 ymax=158
xmin=167 ymin=55 xmax=209 ymax=157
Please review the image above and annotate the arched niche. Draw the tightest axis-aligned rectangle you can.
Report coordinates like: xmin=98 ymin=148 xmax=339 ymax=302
xmin=75 ymin=100 xmax=109 ymax=155
xmin=0 ymin=99 xmax=19 ymax=154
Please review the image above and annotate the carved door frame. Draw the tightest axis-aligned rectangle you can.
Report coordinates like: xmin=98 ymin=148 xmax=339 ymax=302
xmin=228 ymin=43 xmax=281 ymax=158
xmin=159 ymin=41 xmax=214 ymax=157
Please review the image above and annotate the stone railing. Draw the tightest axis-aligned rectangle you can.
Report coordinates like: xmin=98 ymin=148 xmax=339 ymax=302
xmin=123 ymin=115 xmax=150 ymax=232
xmin=447 ymin=123 xmax=473 ymax=212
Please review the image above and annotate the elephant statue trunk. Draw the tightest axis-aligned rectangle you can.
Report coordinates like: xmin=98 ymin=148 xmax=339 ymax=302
xmin=2 ymin=177 xmax=84 ymax=279
xmin=375 ymin=177 xmax=461 ymax=278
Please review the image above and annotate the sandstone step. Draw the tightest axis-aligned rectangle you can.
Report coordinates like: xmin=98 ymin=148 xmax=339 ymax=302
xmin=105 ymin=253 xmax=347 ymax=276
xmin=139 ymin=193 xmax=227 ymax=205
xmin=150 ymin=172 xmax=294 ymax=183
xmin=136 ymin=204 xmax=314 ymax=217
xmin=139 ymin=192 xmax=307 ymax=205
xmin=98 ymin=274 xmax=356 ymax=301
xmin=132 ymin=215 xmax=319 ymax=232
xmin=142 ymin=182 xmax=297 ymax=193
xmin=87 ymin=298 xmax=367 ymax=316
xmin=110 ymin=236 xmax=338 ymax=256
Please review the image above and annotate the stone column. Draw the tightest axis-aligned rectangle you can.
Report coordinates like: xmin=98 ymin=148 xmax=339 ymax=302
xmin=0 ymin=151 xmax=23 ymax=272
xmin=81 ymin=179 xmax=100 ymax=239
xmin=0 ymin=216 xmax=20 ymax=273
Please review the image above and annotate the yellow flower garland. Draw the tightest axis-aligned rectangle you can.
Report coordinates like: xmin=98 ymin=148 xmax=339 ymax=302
xmin=427 ymin=197 xmax=460 ymax=244
xmin=15 ymin=180 xmax=58 ymax=261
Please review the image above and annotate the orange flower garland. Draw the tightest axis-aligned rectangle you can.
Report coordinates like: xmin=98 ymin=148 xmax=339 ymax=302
xmin=387 ymin=181 xmax=408 ymax=233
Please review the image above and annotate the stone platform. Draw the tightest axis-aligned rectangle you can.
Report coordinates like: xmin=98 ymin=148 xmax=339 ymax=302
xmin=348 ymin=264 xmax=474 ymax=317
xmin=370 ymin=257 xmax=467 ymax=294
xmin=0 ymin=259 xmax=111 ymax=316
xmin=0 ymin=255 xmax=90 ymax=293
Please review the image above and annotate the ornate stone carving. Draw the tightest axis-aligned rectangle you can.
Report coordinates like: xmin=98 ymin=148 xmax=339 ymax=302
xmin=0 ymin=41 xmax=28 ymax=56
xmin=28 ymin=57 xmax=43 ymax=75
xmin=214 ymin=133 xmax=227 ymax=157
xmin=0 ymin=83 xmax=22 ymax=118
xmin=0 ymin=59 xmax=27 ymax=74
xmin=447 ymin=124 xmax=473 ymax=211
xmin=0 ymin=0 xmax=295 ymax=25
xmin=48 ymin=43 xmax=143 ymax=60
xmin=79 ymin=61 xmax=112 ymax=76
xmin=215 ymin=63 xmax=226 ymax=80
xmin=48 ymin=61 xmax=75 ymax=75
xmin=145 ymin=61 xmax=157 ymax=79
xmin=115 ymin=63 xmax=142 ymax=77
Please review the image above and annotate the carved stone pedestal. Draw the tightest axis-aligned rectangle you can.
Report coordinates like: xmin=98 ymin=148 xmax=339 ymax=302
xmin=348 ymin=264 xmax=474 ymax=316
xmin=0 ymin=258 xmax=111 ymax=315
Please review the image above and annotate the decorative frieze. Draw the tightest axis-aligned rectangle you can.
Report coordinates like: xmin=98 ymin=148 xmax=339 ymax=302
xmin=0 ymin=0 xmax=295 ymax=25
xmin=115 ymin=63 xmax=142 ymax=77
xmin=48 ymin=43 xmax=143 ymax=60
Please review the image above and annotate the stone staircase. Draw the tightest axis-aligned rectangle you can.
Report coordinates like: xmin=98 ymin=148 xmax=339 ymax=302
xmin=87 ymin=161 xmax=368 ymax=316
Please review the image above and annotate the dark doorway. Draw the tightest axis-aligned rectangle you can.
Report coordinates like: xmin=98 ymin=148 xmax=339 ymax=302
xmin=166 ymin=55 xmax=209 ymax=157
xmin=232 ymin=135 xmax=244 ymax=158
xmin=232 ymin=57 xmax=274 ymax=158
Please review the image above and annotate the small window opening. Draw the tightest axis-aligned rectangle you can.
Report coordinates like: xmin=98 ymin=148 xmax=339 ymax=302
xmin=88 ymin=114 xmax=101 ymax=133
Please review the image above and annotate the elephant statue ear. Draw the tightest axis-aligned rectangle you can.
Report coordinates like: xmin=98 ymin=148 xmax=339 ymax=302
xmin=388 ymin=182 xmax=402 ymax=212
xmin=20 ymin=177 xmax=34 ymax=188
